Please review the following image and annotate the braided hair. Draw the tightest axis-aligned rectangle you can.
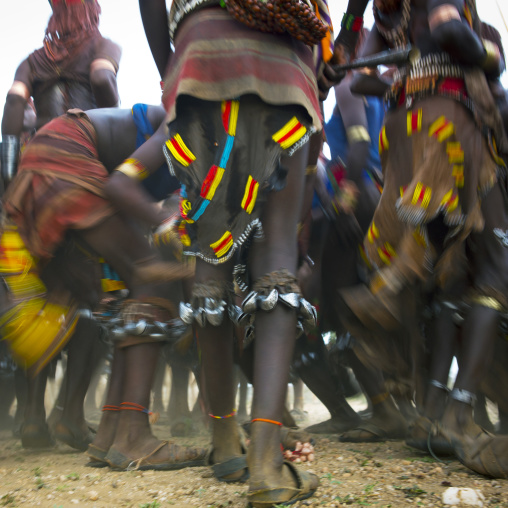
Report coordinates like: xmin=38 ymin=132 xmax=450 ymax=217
xmin=44 ymin=0 xmax=101 ymax=61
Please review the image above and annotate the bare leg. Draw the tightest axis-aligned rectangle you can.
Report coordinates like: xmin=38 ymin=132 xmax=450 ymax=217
xmin=193 ymin=259 xmax=245 ymax=479
xmin=236 ymin=365 xmax=249 ymax=421
xmin=442 ymin=184 xmax=508 ymax=441
xmin=54 ymin=318 xmax=102 ymax=450
xmin=83 ymin=214 xmax=204 ymax=465
xmin=21 ymin=366 xmax=54 ymax=448
xmin=293 ymin=378 xmax=305 ymax=413
xmin=247 ymin=143 xmax=319 ymax=494
xmin=152 ymin=356 xmax=167 ymax=414
xmin=423 ymin=307 xmax=458 ymax=421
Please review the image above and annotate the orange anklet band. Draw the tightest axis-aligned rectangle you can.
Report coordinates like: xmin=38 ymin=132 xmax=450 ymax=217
xmin=251 ymin=418 xmax=282 ymax=426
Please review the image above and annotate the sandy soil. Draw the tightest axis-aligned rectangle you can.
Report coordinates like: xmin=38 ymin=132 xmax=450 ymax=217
xmin=0 ymin=387 xmax=507 ymax=508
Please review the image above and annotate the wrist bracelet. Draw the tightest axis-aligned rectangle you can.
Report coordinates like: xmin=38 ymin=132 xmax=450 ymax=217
xmin=341 ymin=12 xmax=364 ymax=32
xmin=482 ymin=39 xmax=500 ymax=73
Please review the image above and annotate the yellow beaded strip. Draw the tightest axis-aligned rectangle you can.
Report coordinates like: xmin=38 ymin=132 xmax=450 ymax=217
xmin=346 ymin=125 xmax=371 ymax=144
xmin=115 ymin=158 xmax=149 ymax=181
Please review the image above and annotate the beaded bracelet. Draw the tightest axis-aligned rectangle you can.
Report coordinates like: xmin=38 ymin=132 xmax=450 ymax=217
xmin=341 ymin=13 xmax=364 ymax=32
xmin=115 ymin=158 xmax=149 ymax=181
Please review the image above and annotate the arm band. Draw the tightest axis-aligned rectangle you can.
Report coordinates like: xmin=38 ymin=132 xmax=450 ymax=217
xmin=90 ymin=58 xmax=117 ymax=75
xmin=305 ymin=164 xmax=318 ymax=176
xmin=346 ymin=125 xmax=371 ymax=144
xmin=7 ymin=81 xmax=30 ymax=101
xmin=482 ymin=39 xmax=501 ymax=73
xmin=341 ymin=13 xmax=364 ymax=32
xmin=115 ymin=158 xmax=149 ymax=181
xmin=428 ymin=4 xmax=461 ymax=32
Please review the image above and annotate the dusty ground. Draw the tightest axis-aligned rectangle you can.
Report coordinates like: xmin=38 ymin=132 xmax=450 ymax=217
xmin=1 ymin=387 xmax=507 ymax=508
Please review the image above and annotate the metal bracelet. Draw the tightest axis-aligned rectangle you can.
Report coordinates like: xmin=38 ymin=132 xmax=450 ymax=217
xmin=429 ymin=379 xmax=450 ymax=393
xmin=180 ymin=298 xmax=227 ymax=327
xmin=1 ymin=135 xmax=20 ymax=184
xmin=450 ymin=387 xmax=476 ymax=406
xmin=239 ymin=290 xmax=317 ymax=331
xmin=110 ymin=317 xmax=187 ymax=343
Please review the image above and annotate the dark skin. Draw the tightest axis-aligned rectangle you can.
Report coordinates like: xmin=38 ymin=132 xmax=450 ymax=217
xmin=354 ymin=0 xmax=506 ymax=447
xmin=89 ymin=107 xmax=170 ymax=228
xmin=1 ymin=22 xmax=120 ymax=445
xmin=138 ymin=0 xmax=375 ymax=492
xmin=1 ymin=58 xmax=120 ymax=137
xmin=21 ymin=105 xmax=191 ymax=463
xmin=318 ymin=0 xmax=371 ymax=100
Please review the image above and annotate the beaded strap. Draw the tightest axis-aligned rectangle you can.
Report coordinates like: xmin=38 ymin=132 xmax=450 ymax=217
xmin=209 ymin=409 xmax=237 ymax=419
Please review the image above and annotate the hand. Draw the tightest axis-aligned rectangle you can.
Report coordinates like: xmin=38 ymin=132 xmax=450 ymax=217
xmin=317 ymin=64 xmax=346 ymax=101
xmin=317 ymin=42 xmax=352 ymax=101
xmin=152 ymin=215 xmax=181 ymax=249
xmin=333 ymin=179 xmax=359 ymax=215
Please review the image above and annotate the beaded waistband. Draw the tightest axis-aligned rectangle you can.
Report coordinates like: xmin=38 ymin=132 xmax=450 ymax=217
xmin=388 ymin=53 xmax=467 ymax=109
xmin=169 ymin=0 xmax=221 ymax=40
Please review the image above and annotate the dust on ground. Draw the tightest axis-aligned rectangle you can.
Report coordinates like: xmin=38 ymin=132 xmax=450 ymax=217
xmin=1 ymin=385 xmax=507 ymax=508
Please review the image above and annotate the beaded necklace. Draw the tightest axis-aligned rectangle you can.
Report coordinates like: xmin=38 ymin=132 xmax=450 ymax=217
xmin=374 ymin=0 xmax=411 ymax=49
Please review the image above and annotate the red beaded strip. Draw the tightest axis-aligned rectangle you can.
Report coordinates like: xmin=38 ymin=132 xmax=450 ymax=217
xmin=251 ymin=418 xmax=283 ymax=426
xmin=209 ymin=409 xmax=237 ymax=419
xmin=120 ymin=402 xmax=159 ymax=423
xmin=341 ymin=13 xmax=364 ymax=32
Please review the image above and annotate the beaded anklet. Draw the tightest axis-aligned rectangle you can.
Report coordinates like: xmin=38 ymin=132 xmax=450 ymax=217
xmin=120 ymin=402 xmax=159 ymax=424
xmin=209 ymin=409 xmax=237 ymax=419
xmin=102 ymin=404 xmax=120 ymax=411
xmin=251 ymin=418 xmax=282 ymax=426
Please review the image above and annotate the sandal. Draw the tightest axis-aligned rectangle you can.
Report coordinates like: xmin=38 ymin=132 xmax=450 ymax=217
xmin=247 ymin=460 xmax=319 ymax=507
xmin=339 ymin=415 xmax=407 ymax=443
xmin=454 ymin=432 xmax=508 ymax=479
xmin=206 ymin=445 xmax=249 ymax=483
xmin=105 ymin=440 xmax=207 ymax=471
xmin=406 ymin=415 xmax=435 ymax=452
xmin=54 ymin=419 xmax=95 ymax=451
xmin=205 ymin=446 xmax=249 ymax=483
xmin=305 ymin=417 xmax=360 ymax=435
xmin=86 ymin=443 xmax=109 ymax=468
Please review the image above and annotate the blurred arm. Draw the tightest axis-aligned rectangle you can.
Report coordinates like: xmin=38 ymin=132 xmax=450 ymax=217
xmin=139 ymin=0 xmax=173 ymax=79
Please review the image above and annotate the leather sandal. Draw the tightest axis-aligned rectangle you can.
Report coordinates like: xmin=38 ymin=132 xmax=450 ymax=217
xmin=86 ymin=443 xmax=109 ymax=468
xmin=206 ymin=445 xmax=249 ymax=483
xmin=105 ymin=440 xmax=207 ymax=471
xmin=247 ymin=460 xmax=319 ymax=507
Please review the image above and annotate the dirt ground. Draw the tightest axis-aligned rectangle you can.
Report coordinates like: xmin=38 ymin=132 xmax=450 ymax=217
xmin=1 ymin=384 xmax=507 ymax=508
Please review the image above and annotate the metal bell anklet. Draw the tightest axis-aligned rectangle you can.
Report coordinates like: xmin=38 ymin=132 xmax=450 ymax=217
xmin=450 ymin=387 xmax=476 ymax=406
